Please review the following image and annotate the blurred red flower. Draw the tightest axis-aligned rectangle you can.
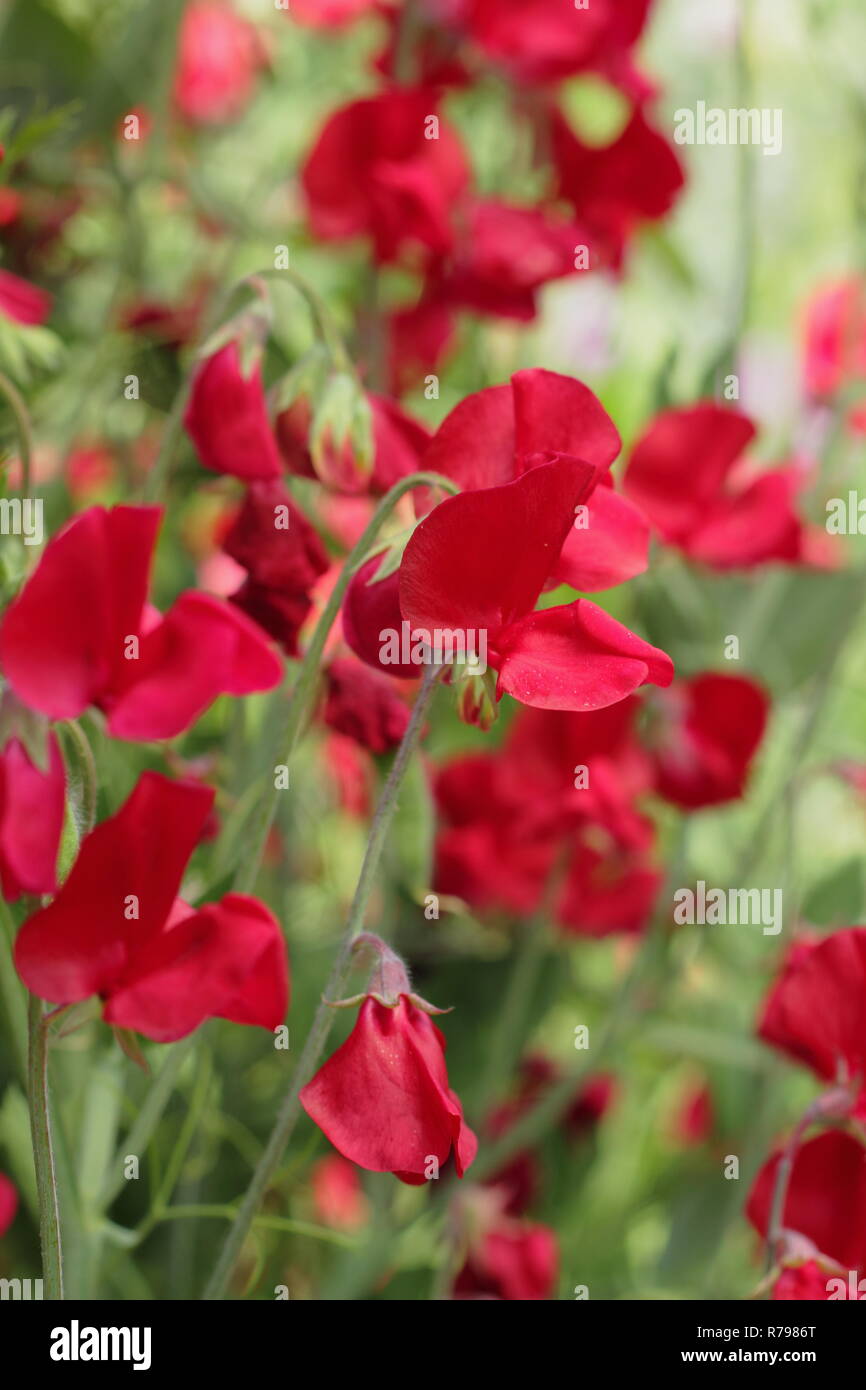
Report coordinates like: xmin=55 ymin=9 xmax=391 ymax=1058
xmin=302 ymin=90 xmax=470 ymax=264
xmin=173 ymin=1 xmax=266 ymax=126
xmin=646 ymin=673 xmax=769 ymax=809
xmin=185 ymin=341 xmax=283 ymax=481
xmin=624 ymin=403 xmax=819 ymax=568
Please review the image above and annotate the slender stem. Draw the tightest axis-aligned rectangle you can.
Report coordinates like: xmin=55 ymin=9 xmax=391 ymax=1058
xmin=0 ymin=368 xmax=33 ymax=495
xmin=101 ymin=1034 xmax=197 ymax=1209
xmin=231 ymin=469 xmax=458 ymax=894
xmin=203 ymin=662 xmax=443 ymax=1300
xmin=0 ymin=895 xmax=27 ymax=1084
xmin=58 ymin=720 xmax=98 ymax=836
xmin=27 ymin=993 xmax=63 ymax=1299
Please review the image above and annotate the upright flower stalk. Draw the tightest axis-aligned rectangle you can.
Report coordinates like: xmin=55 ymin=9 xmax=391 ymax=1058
xmin=27 ymin=993 xmax=63 ymax=1299
xmin=204 ymin=661 xmax=443 ymax=1300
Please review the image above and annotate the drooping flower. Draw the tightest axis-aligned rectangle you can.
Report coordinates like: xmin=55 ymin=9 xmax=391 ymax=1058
xmin=757 ymin=928 xmax=866 ymax=1110
xmin=624 ymin=403 xmax=820 ymax=568
xmin=173 ymin=1 xmax=266 ymax=126
xmin=300 ymin=936 xmax=477 ymax=1183
xmin=747 ymin=1131 xmax=866 ymax=1295
xmin=0 ymin=505 xmax=282 ymax=740
xmin=644 ymin=673 xmax=769 ymax=809
xmin=0 ymin=702 xmax=65 ymax=901
xmin=184 ymin=340 xmax=283 ymax=481
xmin=302 ymin=90 xmax=470 ymax=265
xmin=398 ymin=458 xmax=672 ymax=713
xmin=14 ymin=772 xmax=288 ymax=1043
xmin=276 ymin=391 xmax=431 ymax=495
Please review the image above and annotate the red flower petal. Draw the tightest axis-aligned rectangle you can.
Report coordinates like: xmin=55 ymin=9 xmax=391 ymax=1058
xmin=400 ymin=457 xmax=596 ymax=635
xmin=104 ymin=893 xmax=287 ymax=1043
xmin=495 ymin=599 xmax=674 ymax=711
xmin=758 ymin=928 xmax=866 ymax=1085
xmin=555 ymin=484 xmax=650 ymax=591
xmin=747 ymin=1131 xmax=866 ymax=1275
xmin=300 ymin=995 xmax=476 ymax=1181
xmin=15 ymin=772 xmax=213 ymax=1005
xmin=511 ymin=368 xmax=620 ymax=473
xmin=107 ymin=591 xmax=282 ymax=740
xmin=0 ymin=733 xmax=65 ymax=900
xmin=0 ymin=268 xmax=51 ymax=325
xmin=184 ymin=342 xmax=282 ymax=481
xmin=0 ymin=505 xmax=159 ymax=721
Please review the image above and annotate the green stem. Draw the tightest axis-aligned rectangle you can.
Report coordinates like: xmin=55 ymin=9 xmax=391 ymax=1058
xmin=27 ymin=993 xmax=63 ymax=1298
xmin=231 ymin=469 xmax=458 ymax=894
xmin=203 ymin=662 xmax=443 ymax=1300
xmin=0 ymin=895 xmax=27 ymax=1084
xmin=101 ymin=1033 xmax=197 ymax=1209
xmin=0 ymin=369 xmax=33 ymax=495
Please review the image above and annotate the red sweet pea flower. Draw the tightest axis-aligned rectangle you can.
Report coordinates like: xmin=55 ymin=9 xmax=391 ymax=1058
xmin=434 ymin=753 xmax=558 ymax=914
xmin=803 ymin=277 xmax=866 ymax=401
xmin=466 ymin=0 xmax=652 ymax=91
xmin=302 ymin=90 xmax=470 ymax=265
xmin=0 ymin=1172 xmax=17 ymax=1238
xmin=624 ymin=403 xmax=818 ymax=568
xmin=173 ymin=1 xmax=265 ymax=126
xmin=0 ymin=267 xmax=51 ymax=325
xmin=399 ymin=457 xmax=672 ymax=712
xmin=14 ymin=772 xmax=289 ymax=1043
xmin=322 ymin=655 xmax=410 ymax=753
xmin=645 ymin=673 xmax=769 ymax=810
xmin=420 ymin=369 xmax=649 ymax=592
xmin=0 ymin=725 xmax=65 ymax=902
xmin=0 ymin=505 xmax=282 ymax=740
xmin=310 ymin=1155 xmax=369 ymax=1231
xmin=503 ymin=699 xmax=653 ymax=847
xmin=771 ymin=1260 xmax=856 ymax=1301
xmin=758 ymin=928 xmax=866 ymax=1104
xmin=551 ymin=106 xmax=684 ymax=269
xmin=221 ymin=479 xmax=329 ymax=654
xmin=453 ymin=1197 xmax=558 ymax=1301
xmin=276 ymin=391 xmax=431 ymax=495
xmin=432 ymin=200 xmax=583 ymax=322
xmin=556 ymin=831 xmax=660 ymax=937
xmin=747 ymin=1131 xmax=866 ymax=1290
xmin=300 ymin=937 xmax=476 ymax=1183
xmin=184 ymin=341 xmax=282 ymax=481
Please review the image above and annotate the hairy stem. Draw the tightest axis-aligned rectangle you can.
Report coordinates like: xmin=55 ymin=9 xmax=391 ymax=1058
xmin=27 ymin=994 xmax=64 ymax=1298
xmin=203 ymin=662 xmax=443 ymax=1299
xmin=231 ymin=469 xmax=457 ymax=893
